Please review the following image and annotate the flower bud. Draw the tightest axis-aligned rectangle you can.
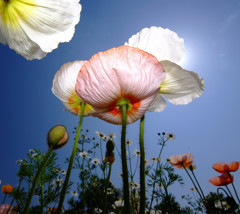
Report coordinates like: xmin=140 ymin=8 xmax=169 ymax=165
xmin=106 ymin=139 xmax=115 ymax=153
xmin=2 ymin=185 xmax=14 ymax=194
xmin=104 ymin=152 xmax=115 ymax=164
xmin=47 ymin=125 xmax=69 ymax=150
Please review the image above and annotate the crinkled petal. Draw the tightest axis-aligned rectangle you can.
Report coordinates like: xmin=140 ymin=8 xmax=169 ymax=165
xmin=168 ymin=153 xmax=194 ymax=168
xmin=76 ymin=46 xmax=166 ymax=124
xmin=209 ymin=173 xmax=234 ymax=186
xmin=0 ymin=0 xmax=81 ymax=60
xmin=159 ymin=60 xmax=204 ymax=105
xmin=148 ymin=94 xmax=167 ymax=112
xmin=212 ymin=161 xmax=239 ymax=173
xmin=52 ymin=61 xmax=94 ymax=116
xmin=125 ymin=26 xmax=185 ymax=64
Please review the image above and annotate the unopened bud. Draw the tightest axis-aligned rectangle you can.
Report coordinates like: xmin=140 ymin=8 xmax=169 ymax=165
xmin=106 ymin=139 xmax=115 ymax=153
xmin=47 ymin=125 xmax=69 ymax=150
xmin=104 ymin=152 xmax=115 ymax=164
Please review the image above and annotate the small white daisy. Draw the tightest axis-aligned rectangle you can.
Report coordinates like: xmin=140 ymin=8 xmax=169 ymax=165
xmin=32 ymin=153 xmax=39 ymax=158
xmin=166 ymin=133 xmax=176 ymax=141
xmin=94 ymin=208 xmax=102 ymax=213
xmin=61 ymin=169 xmax=66 ymax=175
xmin=71 ymin=190 xmax=78 ymax=197
xmin=133 ymin=149 xmax=141 ymax=157
xmin=108 ymin=133 xmax=116 ymax=139
xmin=145 ymin=159 xmax=150 ymax=166
xmin=16 ymin=159 xmax=23 ymax=164
xmin=79 ymin=151 xmax=89 ymax=158
xmin=113 ymin=198 xmax=124 ymax=208
xmin=29 ymin=149 xmax=35 ymax=153
xmin=130 ymin=181 xmax=140 ymax=189
xmin=52 ymin=177 xmax=63 ymax=187
xmin=91 ymin=158 xmax=100 ymax=165
xmin=95 ymin=131 xmax=106 ymax=139
xmin=126 ymin=139 xmax=132 ymax=145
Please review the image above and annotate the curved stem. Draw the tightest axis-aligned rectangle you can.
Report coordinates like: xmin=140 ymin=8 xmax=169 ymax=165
xmin=217 ymin=187 xmax=230 ymax=211
xmin=57 ymin=102 xmax=85 ymax=214
xmin=23 ymin=147 xmax=53 ymax=214
xmin=120 ymin=104 xmax=130 ymax=213
xmin=139 ymin=115 xmax=145 ymax=214
xmin=225 ymin=185 xmax=235 ymax=201
xmin=227 ymin=172 xmax=240 ymax=203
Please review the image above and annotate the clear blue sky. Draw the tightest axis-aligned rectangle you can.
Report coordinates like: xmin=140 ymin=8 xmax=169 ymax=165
xmin=1 ymin=0 xmax=240 ymax=208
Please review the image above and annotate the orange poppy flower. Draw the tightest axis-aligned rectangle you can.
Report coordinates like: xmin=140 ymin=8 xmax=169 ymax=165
xmin=212 ymin=161 xmax=239 ymax=173
xmin=168 ymin=153 xmax=194 ymax=168
xmin=2 ymin=184 xmax=14 ymax=194
xmin=209 ymin=173 xmax=234 ymax=186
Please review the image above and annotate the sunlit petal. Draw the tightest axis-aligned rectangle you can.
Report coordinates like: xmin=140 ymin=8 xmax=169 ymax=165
xmin=125 ymin=26 xmax=185 ymax=64
xmin=159 ymin=60 xmax=204 ymax=105
xmin=148 ymin=94 xmax=167 ymax=112
xmin=52 ymin=61 xmax=95 ymax=116
xmin=76 ymin=46 xmax=166 ymax=124
xmin=0 ymin=0 xmax=81 ymax=60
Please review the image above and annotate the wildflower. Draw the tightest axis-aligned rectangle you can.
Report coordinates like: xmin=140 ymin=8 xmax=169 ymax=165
xmin=52 ymin=178 xmax=63 ymax=187
xmin=130 ymin=181 xmax=140 ymax=189
xmin=166 ymin=133 xmax=175 ymax=141
xmin=126 ymin=139 xmax=132 ymax=145
xmin=104 ymin=152 xmax=115 ymax=164
xmin=215 ymin=200 xmax=229 ymax=210
xmin=16 ymin=159 xmax=23 ymax=164
xmin=190 ymin=187 xmax=196 ymax=191
xmin=107 ymin=187 xmax=114 ymax=195
xmin=47 ymin=125 xmax=69 ymax=150
xmin=151 ymin=157 xmax=162 ymax=163
xmin=75 ymin=45 xmax=166 ymax=124
xmin=28 ymin=149 xmax=35 ymax=153
xmin=95 ymin=131 xmax=107 ymax=139
xmin=168 ymin=153 xmax=194 ymax=168
xmin=32 ymin=153 xmax=39 ymax=158
xmin=52 ymin=61 xmax=94 ymax=116
xmin=157 ymin=183 xmax=164 ymax=189
xmin=71 ymin=190 xmax=78 ymax=197
xmin=108 ymin=133 xmax=116 ymax=139
xmin=52 ymin=168 xmax=60 ymax=174
xmin=2 ymin=184 xmax=14 ymax=194
xmin=91 ymin=158 xmax=100 ymax=165
xmin=0 ymin=0 xmax=81 ymax=60
xmin=134 ymin=149 xmax=141 ymax=157
xmin=94 ymin=208 xmax=102 ymax=213
xmin=212 ymin=161 xmax=239 ymax=173
xmin=125 ymin=26 xmax=204 ymax=112
xmin=113 ymin=198 xmax=124 ymax=208
xmin=145 ymin=159 xmax=149 ymax=166
xmin=209 ymin=173 xmax=234 ymax=186
xmin=118 ymin=173 xmax=123 ymax=178
xmin=79 ymin=151 xmax=89 ymax=158
xmin=61 ymin=169 xmax=66 ymax=175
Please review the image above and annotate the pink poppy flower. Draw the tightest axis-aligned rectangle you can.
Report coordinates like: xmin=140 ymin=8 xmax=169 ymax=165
xmin=75 ymin=45 xmax=166 ymax=124
xmin=168 ymin=153 xmax=194 ymax=168
xmin=212 ymin=161 xmax=239 ymax=173
xmin=209 ymin=173 xmax=234 ymax=186
xmin=0 ymin=204 xmax=18 ymax=214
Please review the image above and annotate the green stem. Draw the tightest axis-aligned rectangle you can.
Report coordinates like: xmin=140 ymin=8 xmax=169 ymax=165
xmin=183 ymin=166 xmax=206 ymax=206
xmin=149 ymin=139 xmax=166 ymax=211
xmin=103 ymin=163 xmax=113 ymax=214
xmin=139 ymin=115 xmax=145 ymax=214
xmin=7 ymin=178 xmax=23 ymax=214
xmin=225 ymin=185 xmax=235 ymax=201
xmin=191 ymin=170 xmax=206 ymax=202
xmin=23 ymin=147 xmax=53 ymax=214
xmin=2 ymin=194 xmax=7 ymax=205
xmin=40 ymin=179 xmax=44 ymax=214
xmin=228 ymin=172 xmax=240 ymax=203
xmin=57 ymin=102 xmax=85 ymax=214
xmin=120 ymin=104 xmax=130 ymax=213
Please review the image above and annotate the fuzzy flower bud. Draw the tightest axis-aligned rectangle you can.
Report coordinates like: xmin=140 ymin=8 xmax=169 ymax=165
xmin=106 ymin=139 xmax=115 ymax=153
xmin=2 ymin=185 xmax=14 ymax=194
xmin=47 ymin=125 xmax=69 ymax=150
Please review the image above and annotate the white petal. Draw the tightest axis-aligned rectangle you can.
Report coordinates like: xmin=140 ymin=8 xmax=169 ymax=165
xmin=125 ymin=26 xmax=185 ymax=64
xmin=19 ymin=0 xmax=82 ymax=52
xmin=160 ymin=60 xmax=204 ymax=105
xmin=0 ymin=0 xmax=81 ymax=60
xmin=148 ymin=94 xmax=167 ymax=112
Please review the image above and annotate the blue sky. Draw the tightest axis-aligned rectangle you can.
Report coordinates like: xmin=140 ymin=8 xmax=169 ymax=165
xmin=1 ymin=0 xmax=240 ymax=208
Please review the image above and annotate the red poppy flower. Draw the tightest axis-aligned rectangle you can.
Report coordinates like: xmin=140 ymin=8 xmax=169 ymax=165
xmin=212 ymin=161 xmax=239 ymax=173
xmin=168 ymin=153 xmax=194 ymax=169
xmin=209 ymin=173 xmax=234 ymax=186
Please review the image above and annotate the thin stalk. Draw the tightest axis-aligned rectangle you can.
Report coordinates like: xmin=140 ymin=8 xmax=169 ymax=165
xmin=23 ymin=147 xmax=53 ymax=214
xmin=120 ymin=104 xmax=130 ymax=213
xmin=7 ymin=178 xmax=23 ymax=214
xmin=57 ymin=102 xmax=85 ymax=214
xmin=103 ymin=163 xmax=113 ymax=214
xmin=81 ymin=135 xmax=86 ymax=212
xmin=40 ymin=179 xmax=44 ymax=214
xmin=149 ymin=139 xmax=166 ymax=211
xmin=191 ymin=170 xmax=206 ymax=202
xmin=227 ymin=172 xmax=240 ymax=203
xmin=217 ymin=187 xmax=230 ymax=211
xmin=2 ymin=194 xmax=7 ymax=204
xmin=183 ymin=166 xmax=205 ymax=206
xmin=225 ymin=185 xmax=235 ymax=201
xmin=139 ymin=115 xmax=145 ymax=214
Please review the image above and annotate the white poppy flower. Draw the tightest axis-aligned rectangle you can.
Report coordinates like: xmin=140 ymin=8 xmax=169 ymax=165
xmin=125 ymin=26 xmax=204 ymax=112
xmin=52 ymin=61 xmax=95 ymax=116
xmin=0 ymin=0 xmax=81 ymax=60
